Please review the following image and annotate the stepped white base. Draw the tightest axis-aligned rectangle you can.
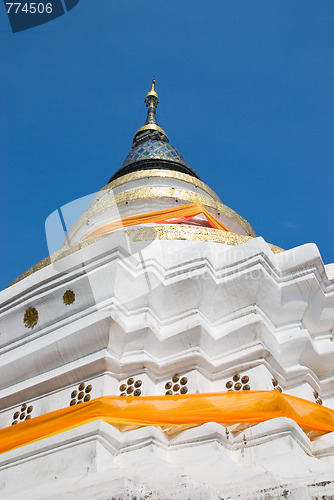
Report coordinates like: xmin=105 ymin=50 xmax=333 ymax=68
xmin=2 ymin=233 xmax=334 ymax=498
xmin=1 ymin=418 xmax=334 ymax=499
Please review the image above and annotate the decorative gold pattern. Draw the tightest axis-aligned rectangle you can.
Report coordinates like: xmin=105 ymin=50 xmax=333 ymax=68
xmin=98 ymin=168 xmax=222 ymax=203
xmin=120 ymin=377 xmax=142 ymax=397
xmin=63 ymin=289 xmax=75 ymax=305
xmin=272 ymin=378 xmax=283 ymax=392
xmin=225 ymin=374 xmax=251 ymax=392
xmin=69 ymin=382 xmax=92 ymax=406
xmin=165 ymin=374 xmax=188 ymax=396
xmin=12 ymin=403 xmax=33 ymax=425
xmin=24 ymin=307 xmax=38 ymax=328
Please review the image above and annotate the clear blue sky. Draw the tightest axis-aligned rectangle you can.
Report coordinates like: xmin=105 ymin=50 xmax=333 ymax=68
xmin=1 ymin=0 xmax=334 ymax=289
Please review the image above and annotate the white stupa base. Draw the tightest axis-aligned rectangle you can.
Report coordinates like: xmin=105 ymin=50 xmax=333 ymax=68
xmin=1 ymin=418 xmax=334 ymax=499
xmin=1 ymin=231 xmax=334 ymax=499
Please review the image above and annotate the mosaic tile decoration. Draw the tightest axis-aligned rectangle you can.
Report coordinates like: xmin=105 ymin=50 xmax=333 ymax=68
xmin=122 ymin=140 xmax=188 ymax=168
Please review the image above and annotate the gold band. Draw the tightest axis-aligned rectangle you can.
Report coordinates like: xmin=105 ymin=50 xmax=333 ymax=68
xmin=134 ymin=124 xmax=168 ymax=139
xmin=99 ymin=168 xmax=222 ymax=203
xmin=125 ymin=225 xmax=283 ymax=253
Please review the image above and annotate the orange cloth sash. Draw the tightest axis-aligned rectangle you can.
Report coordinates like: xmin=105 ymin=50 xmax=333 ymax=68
xmin=84 ymin=203 xmax=231 ymax=240
xmin=1 ymin=391 xmax=334 ymax=454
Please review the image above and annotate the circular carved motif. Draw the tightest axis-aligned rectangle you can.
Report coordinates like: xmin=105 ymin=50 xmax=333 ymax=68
xmin=63 ymin=290 xmax=75 ymax=305
xmin=24 ymin=307 xmax=38 ymax=328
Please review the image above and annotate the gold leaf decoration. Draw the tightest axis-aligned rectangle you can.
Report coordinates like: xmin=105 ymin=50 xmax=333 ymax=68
xmin=63 ymin=290 xmax=75 ymax=305
xmin=24 ymin=307 xmax=38 ymax=328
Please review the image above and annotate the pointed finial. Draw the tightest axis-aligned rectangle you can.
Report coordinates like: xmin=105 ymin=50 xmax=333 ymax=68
xmin=132 ymin=78 xmax=168 ymax=145
xmin=145 ymin=77 xmax=159 ymax=108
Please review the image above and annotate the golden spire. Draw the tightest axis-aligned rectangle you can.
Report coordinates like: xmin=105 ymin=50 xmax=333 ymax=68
xmin=144 ymin=78 xmax=159 ymax=108
xmin=132 ymin=78 xmax=168 ymax=145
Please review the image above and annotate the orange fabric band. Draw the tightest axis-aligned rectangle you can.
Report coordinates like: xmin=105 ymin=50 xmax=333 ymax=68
xmin=1 ymin=391 xmax=333 ymax=454
xmin=83 ymin=202 xmax=231 ymax=240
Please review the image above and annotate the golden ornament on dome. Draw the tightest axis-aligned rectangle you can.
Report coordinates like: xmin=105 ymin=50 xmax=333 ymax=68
xmin=63 ymin=289 xmax=75 ymax=305
xmin=24 ymin=307 xmax=38 ymax=328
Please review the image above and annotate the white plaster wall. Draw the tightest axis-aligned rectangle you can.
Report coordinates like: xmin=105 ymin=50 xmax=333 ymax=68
xmin=1 ymin=232 xmax=334 ymax=498
xmin=1 ymin=420 xmax=334 ymax=499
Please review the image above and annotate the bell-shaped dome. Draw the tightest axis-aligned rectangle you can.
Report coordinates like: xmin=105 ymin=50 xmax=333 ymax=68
xmin=108 ymin=79 xmax=201 ymax=183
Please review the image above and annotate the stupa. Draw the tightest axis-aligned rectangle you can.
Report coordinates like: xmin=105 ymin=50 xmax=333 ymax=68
xmin=1 ymin=80 xmax=334 ymax=500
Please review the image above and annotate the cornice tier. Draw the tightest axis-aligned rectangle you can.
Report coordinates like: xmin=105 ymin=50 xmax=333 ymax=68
xmin=1 ymin=419 xmax=334 ymax=498
xmin=10 ymin=226 xmax=279 ymax=287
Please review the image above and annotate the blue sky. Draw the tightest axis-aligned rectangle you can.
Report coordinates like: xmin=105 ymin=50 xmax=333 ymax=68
xmin=1 ymin=0 xmax=334 ymax=290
